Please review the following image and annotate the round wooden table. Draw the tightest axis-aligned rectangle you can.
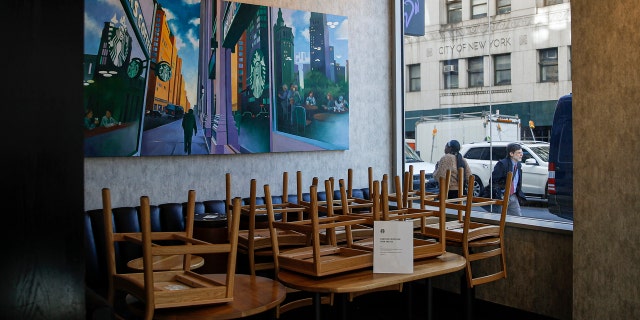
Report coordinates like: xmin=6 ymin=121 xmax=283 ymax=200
xmin=126 ymin=274 xmax=287 ymax=319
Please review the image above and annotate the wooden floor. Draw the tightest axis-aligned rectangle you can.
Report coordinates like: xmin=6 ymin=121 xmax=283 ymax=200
xmin=246 ymin=280 xmax=559 ymax=320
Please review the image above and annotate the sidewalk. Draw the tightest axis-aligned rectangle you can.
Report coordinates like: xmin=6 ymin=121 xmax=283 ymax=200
xmin=140 ymin=118 xmax=210 ymax=156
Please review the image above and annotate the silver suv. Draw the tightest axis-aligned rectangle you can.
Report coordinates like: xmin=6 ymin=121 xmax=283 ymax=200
xmin=459 ymin=141 xmax=550 ymax=199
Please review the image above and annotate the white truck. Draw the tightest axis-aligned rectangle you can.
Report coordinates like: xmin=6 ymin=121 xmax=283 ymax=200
xmin=414 ymin=111 xmax=521 ymax=163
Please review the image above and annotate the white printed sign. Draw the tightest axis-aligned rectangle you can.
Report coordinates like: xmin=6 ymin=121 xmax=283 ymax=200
xmin=373 ymin=220 xmax=413 ymax=274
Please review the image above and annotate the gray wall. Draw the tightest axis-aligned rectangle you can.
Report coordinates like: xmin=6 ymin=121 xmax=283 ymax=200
xmin=84 ymin=0 xmax=397 ymax=210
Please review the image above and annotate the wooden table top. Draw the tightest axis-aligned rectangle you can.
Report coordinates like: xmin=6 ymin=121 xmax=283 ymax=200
xmin=126 ymin=274 xmax=287 ymax=320
xmin=276 ymin=252 xmax=466 ymax=294
xmin=127 ymin=254 xmax=205 ymax=271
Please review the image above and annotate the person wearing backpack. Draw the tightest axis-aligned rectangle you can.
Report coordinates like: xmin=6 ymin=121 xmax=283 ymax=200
xmin=433 ymin=140 xmax=471 ymax=199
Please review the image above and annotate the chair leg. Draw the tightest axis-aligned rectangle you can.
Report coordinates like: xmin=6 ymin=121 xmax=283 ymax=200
xmin=248 ymin=249 xmax=256 ymax=277
xmin=461 ymin=274 xmax=475 ymax=320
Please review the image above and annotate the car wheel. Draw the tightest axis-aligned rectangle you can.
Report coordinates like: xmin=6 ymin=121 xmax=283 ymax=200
xmin=471 ymin=175 xmax=483 ymax=197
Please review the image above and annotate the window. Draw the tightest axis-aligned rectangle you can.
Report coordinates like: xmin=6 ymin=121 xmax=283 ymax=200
xmin=443 ymin=60 xmax=459 ymax=89
xmin=447 ymin=0 xmax=462 ymax=23
xmin=539 ymin=48 xmax=558 ymax=82
xmin=494 ymin=54 xmax=511 ymax=85
xmin=468 ymin=57 xmax=484 ymax=88
xmin=402 ymin=1 xmax=572 ymax=224
xmin=472 ymin=0 xmax=488 ymax=19
xmin=408 ymin=64 xmax=421 ymax=92
xmin=497 ymin=0 xmax=511 ymax=14
xmin=545 ymin=0 xmax=563 ymax=6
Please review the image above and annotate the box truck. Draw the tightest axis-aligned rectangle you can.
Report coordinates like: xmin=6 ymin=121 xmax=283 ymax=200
xmin=414 ymin=111 xmax=521 ymax=163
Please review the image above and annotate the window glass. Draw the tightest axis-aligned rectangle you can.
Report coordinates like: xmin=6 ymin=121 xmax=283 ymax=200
xmin=497 ymin=0 xmax=511 ymax=14
xmin=447 ymin=0 xmax=462 ymax=23
xmin=464 ymin=147 xmax=485 ymax=160
xmin=468 ymin=57 xmax=484 ymax=87
xmin=491 ymin=147 xmax=507 ymax=160
xmin=494 ymin=54 xmax=511 ymax=85
xmin=545 ymin=0 xmax=563 ymax=6
xmin=540 ymin=48 xmax=558 ymax=82
xmin=403 ymin=1 xmax=572 ymax=223
xmin=529 ymin=146 xmax=550 ymax=162
xmin=408 ymin=64 xmax=421 ymax=92
xmin=443 ymin=59 xmax=459 ymax=89
xmin=472 ymin=0 xmax=488 ymax=19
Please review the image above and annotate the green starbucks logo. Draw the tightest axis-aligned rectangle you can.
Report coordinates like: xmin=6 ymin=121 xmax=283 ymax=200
xmin=127 ymin=58 xmax=143 ymax=78
xmin=156 ymin=61 xmax=172 ymax=82
xmin=249 ymin=50 xmax=266 ymax=99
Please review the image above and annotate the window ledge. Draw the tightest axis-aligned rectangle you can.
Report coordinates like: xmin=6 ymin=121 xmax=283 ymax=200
xmin=444 ymin=210 xmax=574 ymax=235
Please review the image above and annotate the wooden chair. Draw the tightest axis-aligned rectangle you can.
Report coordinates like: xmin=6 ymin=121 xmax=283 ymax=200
xmin=102 ymin=188 xmax=242 ymax=320
xmin=267 ymin=180 xmax=374 ymax=277
xmin=234 ymin=173 xmax=309 ymax=277
xmin=420 ymin=172 xmax=513 ymax=288
xmin=350 ymin=173 xmax=448 ymax=261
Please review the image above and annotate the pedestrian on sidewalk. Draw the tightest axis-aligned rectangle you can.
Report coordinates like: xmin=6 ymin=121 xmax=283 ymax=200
xmin=182 ymin=109 xmax=197 ymax=155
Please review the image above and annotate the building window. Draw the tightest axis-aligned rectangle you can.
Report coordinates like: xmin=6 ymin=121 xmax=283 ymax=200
xmin=471 ymin=0 xmax=488 ymax=19
xmin=443 ymin=60 xmax=459 ymax=89
xmin=497 ymin=0 xmax=511 ymax=14
xmin=408 ymin=64 xmax=421 ymax=92
xmin=468 ymin=57 xmax=484 ymax=87
xmin=494 ymin=54 xmax=511 ymax=85
xmin=447 ymin=0 xmax=462 ymax=23
xmin=545 ymin=0 xmax=563 ymax=5
xmin=539 ymin=48 xmax=558 ymax=82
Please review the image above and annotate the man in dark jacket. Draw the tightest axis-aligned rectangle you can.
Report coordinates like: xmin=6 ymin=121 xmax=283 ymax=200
xmin=182 ymin=109 xmax=197 ymax=155
xmin=491 ymin=143 xmax=526 ymax=216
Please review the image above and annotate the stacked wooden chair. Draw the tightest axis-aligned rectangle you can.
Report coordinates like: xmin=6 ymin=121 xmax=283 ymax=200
xmin=102 ymin=188 xmax=242 ymax=320
xmin=228 ymin=172 xmax=309 ymax=277
xmin=420 ymin=169 xmax=513 ymax=288
xmin=349 ymin=172 xmax=449 ymax=261
xmin=267 ymin=180 xmax=374 ymax=278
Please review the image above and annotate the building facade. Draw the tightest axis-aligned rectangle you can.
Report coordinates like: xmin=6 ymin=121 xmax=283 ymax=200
xmin=404 ymin=0 xmax=572 ymax=141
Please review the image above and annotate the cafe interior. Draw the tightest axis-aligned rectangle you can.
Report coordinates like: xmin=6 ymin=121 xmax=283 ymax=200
xmin=6 ymin=0 xmax=640 ymax=319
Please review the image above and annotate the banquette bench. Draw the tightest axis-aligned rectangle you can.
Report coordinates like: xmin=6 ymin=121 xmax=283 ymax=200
xmin=83 ymin=187 xmax=371 ymax=304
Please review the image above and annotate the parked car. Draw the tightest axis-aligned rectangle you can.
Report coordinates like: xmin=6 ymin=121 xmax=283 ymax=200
xmin=460 ymin=141 xmax=550 ymax=199
xmin=547 ymin=93 xmax=573 ymax=220
xmin=404 ymin=143 xmax=438 ymax=193
xmin=146 ymin=109 xmax=162 ymax=118
xmin=165 ymin=104 xmax=184 ymax=118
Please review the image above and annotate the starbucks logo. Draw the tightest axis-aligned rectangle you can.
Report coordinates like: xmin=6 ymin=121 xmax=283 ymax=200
xmin=109 ymin=25 xmax=130 ymax=67
xmin=249 ymin=50 xmax=266 ymax=99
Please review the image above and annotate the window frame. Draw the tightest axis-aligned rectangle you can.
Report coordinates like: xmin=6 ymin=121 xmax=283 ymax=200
xmin=447 ymin=0 xmax=462 ymax=24
xmin=494 ymin=53 xmax=511 ymax=85
xmin=468 ymin=56 xmax=484 ymax=88
xmin=471 ymin=0 xmax=488 ymax=19
xmin=408 ymin=63 xmax=421 ymax=92
xmin=497 ymin=0 xmax=511 ymax=14
xmin=539 ymin=48 xmax=559 ymax=83
xmin=443 ymin=59 xmax=459 ymax=89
